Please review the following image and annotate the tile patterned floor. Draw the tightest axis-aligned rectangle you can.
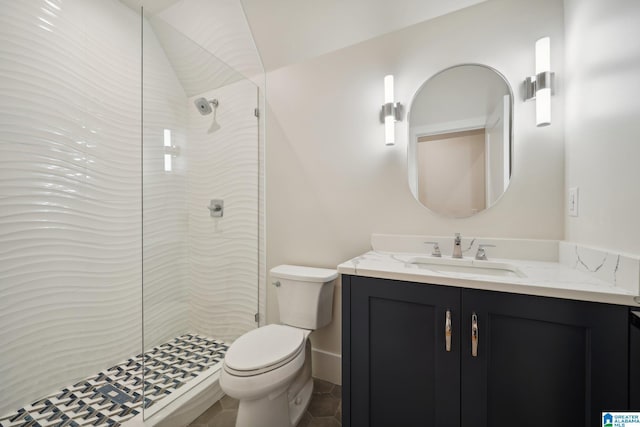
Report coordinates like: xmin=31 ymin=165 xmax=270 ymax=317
xmin=0 ymin=334 xmax=227 ymax=427
xmin=188 ymin=378 xmax=341 ymax=427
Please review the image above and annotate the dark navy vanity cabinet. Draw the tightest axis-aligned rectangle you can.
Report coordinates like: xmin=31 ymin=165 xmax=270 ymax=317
xmin=342 ymin=275 xmax=632 ymax=427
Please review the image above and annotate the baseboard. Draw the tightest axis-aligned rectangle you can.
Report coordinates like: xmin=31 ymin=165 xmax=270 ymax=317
xmin=311 ymin=348 xmax=341 ymax=385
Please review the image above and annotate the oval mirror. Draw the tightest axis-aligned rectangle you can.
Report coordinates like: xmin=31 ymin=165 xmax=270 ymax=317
xmin=408 ymin=64 xmax=513 ymax=218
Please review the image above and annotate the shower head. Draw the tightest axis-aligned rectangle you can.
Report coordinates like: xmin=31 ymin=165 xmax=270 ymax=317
xmin=194 ymin=97 xmax=218 ymax=115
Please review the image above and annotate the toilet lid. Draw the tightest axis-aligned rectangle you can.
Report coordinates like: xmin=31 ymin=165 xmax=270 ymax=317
xmin=270 ymin=265 xmax=338 ymax=282
xmin=225 ymin=324 xmax=305 ymax=373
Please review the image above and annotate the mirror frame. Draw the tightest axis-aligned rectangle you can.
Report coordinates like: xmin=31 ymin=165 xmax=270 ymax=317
xmin=407 ymin=63 xmax=514 ymax=218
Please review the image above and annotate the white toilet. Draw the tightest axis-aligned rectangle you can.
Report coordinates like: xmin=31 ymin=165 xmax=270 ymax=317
xmin=220 ymin=265 xmax=338 ymax=427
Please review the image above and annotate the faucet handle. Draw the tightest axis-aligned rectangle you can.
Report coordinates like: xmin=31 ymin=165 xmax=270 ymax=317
xmin=424 ymin=241 xmax=442 ymax=257
xmin=475 ymin=244 xmax=496 ymax=260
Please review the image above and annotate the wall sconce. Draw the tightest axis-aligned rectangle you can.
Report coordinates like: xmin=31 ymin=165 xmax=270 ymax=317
xmin=380 ymin=75 xmax=403 ymax=145
xmin=524 ymin=37 xmax=554 ymax=127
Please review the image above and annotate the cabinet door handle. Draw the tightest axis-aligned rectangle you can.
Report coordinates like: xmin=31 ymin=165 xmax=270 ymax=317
xmin=471 ymin=312 xmax=479 ymax=357
xmin=445 ymin=310 xmax=452 ymax=352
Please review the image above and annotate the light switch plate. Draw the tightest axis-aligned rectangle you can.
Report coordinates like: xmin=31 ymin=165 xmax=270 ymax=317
xmin=568 ymin=187 xmax=579 ymax=217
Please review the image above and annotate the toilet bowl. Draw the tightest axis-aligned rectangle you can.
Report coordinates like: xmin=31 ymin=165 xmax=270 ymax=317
xmin=220 ymin=265 xmax=337 ymax=427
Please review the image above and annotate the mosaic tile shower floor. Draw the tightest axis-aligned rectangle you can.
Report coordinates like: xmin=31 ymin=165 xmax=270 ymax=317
xmin=0 ymin=334 xmax=228 ymax=427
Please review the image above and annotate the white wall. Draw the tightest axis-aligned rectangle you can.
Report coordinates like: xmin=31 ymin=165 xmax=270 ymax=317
xmin=266 ymin=0 xmax=565 ymax=374
xmin=564 ymin=0 xmax=640 ymax=255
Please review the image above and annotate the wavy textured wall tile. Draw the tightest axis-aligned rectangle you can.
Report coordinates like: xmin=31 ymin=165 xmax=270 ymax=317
xmin=0 ymin=0 xmax=143 ymax=415
xmin=187 ymin=80 xmax=260 ymax=342
xmin=189 ymin=238 xmax=259 ymax=342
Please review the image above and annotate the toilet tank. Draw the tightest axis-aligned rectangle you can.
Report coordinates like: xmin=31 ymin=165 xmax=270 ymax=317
xmin=270 ymin=265 xmax=338 ymax=330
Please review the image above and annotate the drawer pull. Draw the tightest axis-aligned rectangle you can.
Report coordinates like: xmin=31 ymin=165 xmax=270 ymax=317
xmin=471 ymin=312 xmax=479 ymax=357
xmin=445 ymin=310 xmax=452 ymax=352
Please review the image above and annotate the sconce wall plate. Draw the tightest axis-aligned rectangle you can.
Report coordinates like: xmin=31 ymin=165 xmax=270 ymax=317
xmin=524 ymin=71 xmax=555 ymax=101
xmin=379 ymin=102 xmax=403 ymax=123
xmin=164 ymin=145 xmax=181 ymax=157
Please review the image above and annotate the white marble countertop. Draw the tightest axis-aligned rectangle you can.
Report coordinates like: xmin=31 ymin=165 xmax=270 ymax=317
xmin=338 ymin=250 xmax=640 ymax=307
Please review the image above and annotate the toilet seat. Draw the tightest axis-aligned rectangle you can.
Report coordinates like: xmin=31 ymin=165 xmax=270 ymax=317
xmin=224 ymin=324 xmax=306 ymax=377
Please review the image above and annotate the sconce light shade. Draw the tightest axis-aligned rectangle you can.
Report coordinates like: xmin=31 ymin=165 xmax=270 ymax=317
xmin=535 ymin=37 xmax=551 ymax=74
xmin=524 ymin=36 xmax=554 ymax=127
xmin=384 ymin=74 xmax=394 ymax=104
xmin=380 ymin=74 xmax=403 ymax=145
xmin=535 ymin=37 xmax=551 ymax=126
xmin=384 ymin=115 xmax=395 ymax=145
xmin=384 ymin=75 xmax=395 ymax=145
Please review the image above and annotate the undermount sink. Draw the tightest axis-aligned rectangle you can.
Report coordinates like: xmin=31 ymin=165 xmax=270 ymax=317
xmin=406 ymin=256 xmax=526 ymax=278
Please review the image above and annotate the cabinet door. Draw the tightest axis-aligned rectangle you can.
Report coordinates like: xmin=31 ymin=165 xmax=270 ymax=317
xmin=631 ymin=311 xmax=640 ymax=409
xmin=461 ymin=289 xmax=628 ymax=427
xmin=345 ymin=276 xmax=461 ymax=427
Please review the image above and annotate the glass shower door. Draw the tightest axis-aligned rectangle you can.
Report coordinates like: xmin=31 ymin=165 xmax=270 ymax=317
xmin=141 ymin=10 xmax=261 ymax=417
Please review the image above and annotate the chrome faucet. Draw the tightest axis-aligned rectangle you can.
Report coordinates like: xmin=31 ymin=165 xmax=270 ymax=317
xmin=452 ymin=233 xmax=462 ymax=258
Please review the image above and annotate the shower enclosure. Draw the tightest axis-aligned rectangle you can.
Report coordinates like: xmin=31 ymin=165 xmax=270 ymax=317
xmin=0 ymin=0 xmax=265 ymax=425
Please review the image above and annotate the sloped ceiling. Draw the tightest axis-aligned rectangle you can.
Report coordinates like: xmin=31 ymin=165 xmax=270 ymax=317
xmin=239 ymin=0 xmax=487 ymax=71
xmin=118 ymin=0 xmax=181 ymax=15
xmin=121 ymin=0 xmax=487 ymax=73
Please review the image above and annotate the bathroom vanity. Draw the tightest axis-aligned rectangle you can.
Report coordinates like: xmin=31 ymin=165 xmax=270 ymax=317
xmin=339 ymin=236 xmax=640 ymax=427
